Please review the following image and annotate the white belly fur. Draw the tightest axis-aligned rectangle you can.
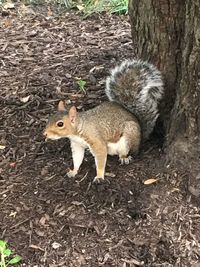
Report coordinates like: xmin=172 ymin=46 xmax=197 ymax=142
xmin=69 ymin=135 xmax=126 ymax=156
xmin=107 ymin=136 xmax=126 ymax=156
xmin=69 ymin=135 xmax=88 ymax=148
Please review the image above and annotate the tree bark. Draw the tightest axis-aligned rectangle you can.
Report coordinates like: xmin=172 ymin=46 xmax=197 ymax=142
xmin=129 ymin=0 xmax=200 ymax=196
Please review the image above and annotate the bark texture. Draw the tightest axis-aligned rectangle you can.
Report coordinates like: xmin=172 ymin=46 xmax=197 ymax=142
xmin=129 ymin=0 xmax=200 ymax=195
xmin=129 ymin=0 xmax=185 ymax=114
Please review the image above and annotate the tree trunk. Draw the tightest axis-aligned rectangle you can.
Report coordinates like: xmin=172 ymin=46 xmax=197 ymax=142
xmin=129 ymin=0 xmax=200 ymax=197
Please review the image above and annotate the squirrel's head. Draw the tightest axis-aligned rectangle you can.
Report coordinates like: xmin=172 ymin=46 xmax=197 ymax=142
xmin=43 ymin=101 xmax=78 ymax=140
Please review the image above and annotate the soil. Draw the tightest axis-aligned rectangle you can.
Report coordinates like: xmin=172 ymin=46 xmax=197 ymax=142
xmin=0 ymin=4 xmax=199 ymax=267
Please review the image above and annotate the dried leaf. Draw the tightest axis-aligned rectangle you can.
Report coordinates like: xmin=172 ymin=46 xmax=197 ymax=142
xmin=18 ymin=4 xmax=35 ymax=16
xmin=4 ymin=19 xmax=12 ymax=27
xmin=27 ymin=30 xmax=37 ymax=37
xmin=9 ymin=211 xmax=17 ymax=217
xmin=9 ymin=162 xmax=16 ymax=168
xmin=71 ymin=201 xmax=84 ymax=206
xmin=20 ymin=95 xmax=31 ymax=103
xmin=52 ymin=242 xmax=61 ymax=249
xmin=39 ymin=214 xmax=49 ymax=226
xmin=143 ymin=178 xmax=159 ymax=185
xmin=105 ymin=172 xmax=116 ymax=178
xmin=171 ymin=188 xmax=180 ymax=193
xmin=3 ymin=2 xmax=15 ymax=9
xmin=39 ymin=216 xmax=47 ymax=226
xmin=0 ymin=145 xmax=6 ymax=150
xmin=47 ymin=6 xmax=53 ymax=17
xmin=76 ymin=5 xmax=84 ymax=11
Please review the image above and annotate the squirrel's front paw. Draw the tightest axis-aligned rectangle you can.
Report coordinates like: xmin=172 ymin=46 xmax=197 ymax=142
xmin=93 ymin=176 xmax=104 ymax=184
xmin=67 ymin=169 xmax=78 ymax=178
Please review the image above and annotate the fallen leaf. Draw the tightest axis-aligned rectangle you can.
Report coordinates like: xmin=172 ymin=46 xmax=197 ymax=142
xmin=0 ymin=145 xmax=6 ymax=150
xmin=39 ymin=214 xmax=49 ymax=226
xmin=4 ymin=19 xmax=12 ymax=27
xmin=9 ymin=211 xmax=17 ymax=217
xmin=9 ymin=162 xmax=16 ymax=168
xmin=47 ymin=6 xmax=53 ymax=17
xmin=143 ymin=178 xmax=159 ymax=185
xmin=3 ymin=2 xmax=15 ymax=9
xmin=39 ymin=216 xmax=47 ymax=226
xmin=52 ymin=242 xmax=62 ymax=249
xmin=71 ymin=201 xmax=84 ymax=206
xmin=76 ymin=4 xmax=84 ymax=11
xmin=171 ymin=188 xmax=180 ymax=193
xmin=18 ymin=3 xmax=35 ymax=16
xmin=20 ymin=95 xmax=31 ymax=103
xmin=105 ymin=172 xmax=116 ymax=178
xmin=27 ymin=30 xmax=37 ymax=37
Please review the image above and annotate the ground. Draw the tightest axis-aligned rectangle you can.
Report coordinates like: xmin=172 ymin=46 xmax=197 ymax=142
xmin=0 ymin=4 xmax=200 ymax=267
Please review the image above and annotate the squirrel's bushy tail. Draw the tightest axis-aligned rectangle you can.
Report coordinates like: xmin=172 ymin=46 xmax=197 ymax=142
xmin=105 ymin=59 xmax=164 ymax=139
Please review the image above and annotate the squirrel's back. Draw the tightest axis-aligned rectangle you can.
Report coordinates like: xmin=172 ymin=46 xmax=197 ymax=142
xmin=106 ymin=59 xmax=164 ymax=139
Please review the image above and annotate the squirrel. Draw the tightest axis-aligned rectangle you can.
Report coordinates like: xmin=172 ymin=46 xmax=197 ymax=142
xmin=43 ymin=59 xmax=164 ymax=183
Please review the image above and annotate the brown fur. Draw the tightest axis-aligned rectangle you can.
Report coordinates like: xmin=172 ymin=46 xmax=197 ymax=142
xmin=43 ymin=101 xmax=141 ymax=182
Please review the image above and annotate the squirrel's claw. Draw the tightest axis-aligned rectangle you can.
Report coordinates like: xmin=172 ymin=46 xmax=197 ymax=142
xmin=67 ymin=169 xmax=78 ymax=178
xmin=119 ymin=156 xmax=132 ymax=165
xmin=93 ymin=176 xmax=104 ymax=184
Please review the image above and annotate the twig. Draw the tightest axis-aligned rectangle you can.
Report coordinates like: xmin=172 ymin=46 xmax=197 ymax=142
xmin=10 ymin=216 xmax=33 ymax=229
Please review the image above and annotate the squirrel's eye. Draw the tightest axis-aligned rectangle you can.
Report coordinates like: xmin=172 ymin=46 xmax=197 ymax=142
xmin=56 ymin=121 xmax=64 ymax=128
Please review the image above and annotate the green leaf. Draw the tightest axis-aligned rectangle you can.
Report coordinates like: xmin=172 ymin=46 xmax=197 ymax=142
xmin=7 ymin=256 xmax=21 ymax=265
xmin=0 ymin=240 xmax=6 ymax=250
xmin=77 ymin=80 xmax=86 ymax=91
xmin=4 ymin=249 xmax=12 ymax=257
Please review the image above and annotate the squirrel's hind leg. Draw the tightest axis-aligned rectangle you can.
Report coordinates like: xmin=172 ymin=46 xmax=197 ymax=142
xmin=118 ymin=121 xmax=141 ymax=165
xmin=119 ymin=155 xmax=132 ymax=165
xmin=115 ymin=135 xmax=132 ymax=164
xmin=89 ymin=140 xmax=107 ymax=184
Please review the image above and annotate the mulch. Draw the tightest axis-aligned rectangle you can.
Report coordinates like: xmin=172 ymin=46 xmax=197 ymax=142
xmin=0 ymin=4 xmax=199 ymax=267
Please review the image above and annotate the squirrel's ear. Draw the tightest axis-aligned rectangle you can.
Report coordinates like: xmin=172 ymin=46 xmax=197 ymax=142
xmin=69 ymin=106 xmax=77 ymax=123
xmin=57 ymin=101 xmax=66 ymax=111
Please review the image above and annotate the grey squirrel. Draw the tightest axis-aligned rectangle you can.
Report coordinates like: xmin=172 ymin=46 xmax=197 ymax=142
xmin=43 ymin=59 xmax=164 ymax=183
